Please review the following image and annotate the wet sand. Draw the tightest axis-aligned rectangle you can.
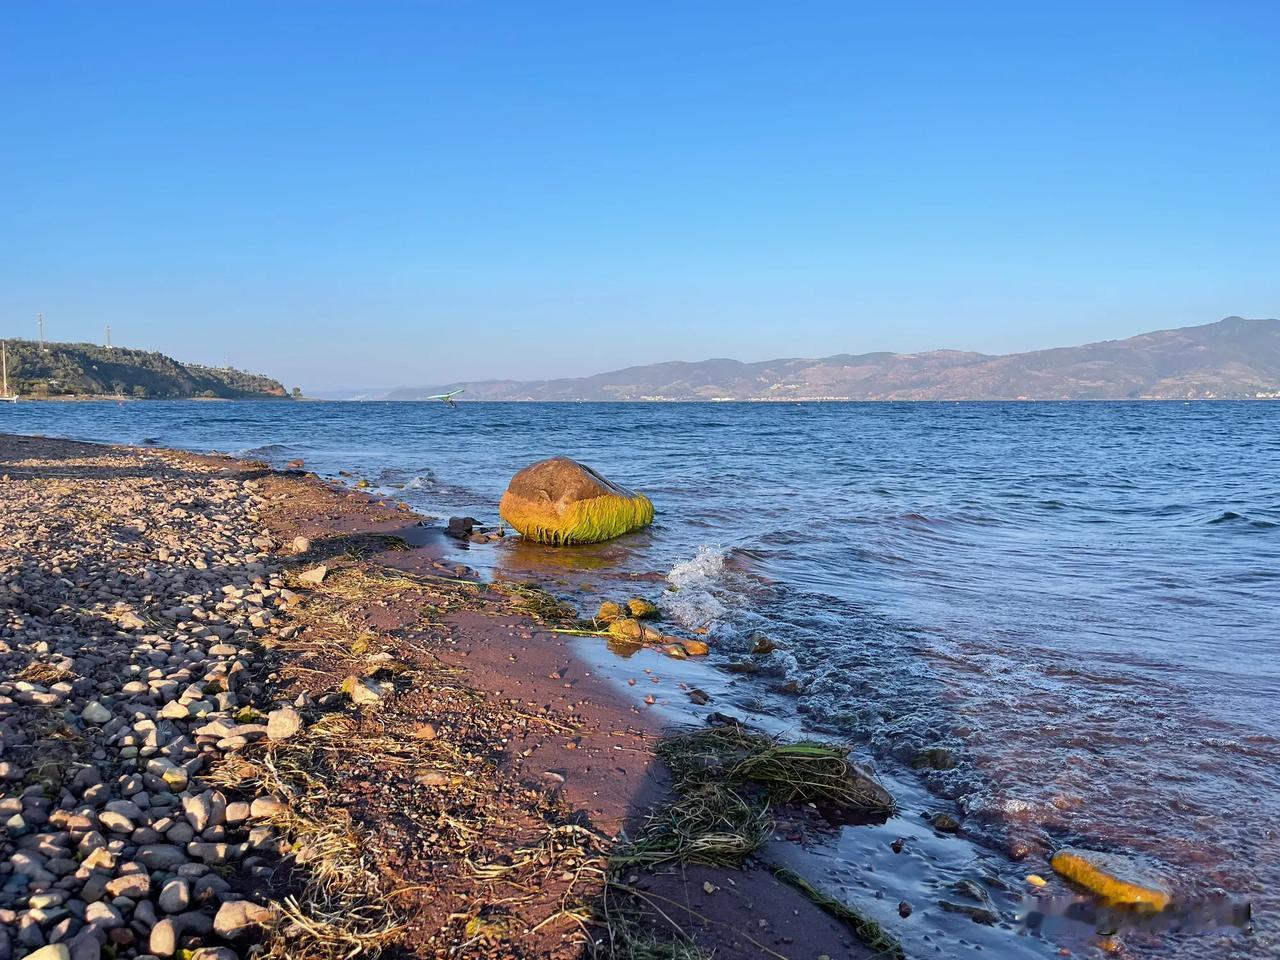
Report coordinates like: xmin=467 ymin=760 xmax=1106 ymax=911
xmin=0 ymin=434 xmax=882 ymax=959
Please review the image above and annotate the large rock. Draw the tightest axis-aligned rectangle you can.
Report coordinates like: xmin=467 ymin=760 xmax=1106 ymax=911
xmin=1050 ymin=847 xmax=1172 ymax=909
xmin=498 ymin=457 xmax=653 ymax=545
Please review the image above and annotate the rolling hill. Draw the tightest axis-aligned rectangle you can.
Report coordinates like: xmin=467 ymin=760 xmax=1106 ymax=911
xmin=387 ymin=317 xmax=1280 ymax=401
xmin=1 ymin=340 xmax=290 ymax=399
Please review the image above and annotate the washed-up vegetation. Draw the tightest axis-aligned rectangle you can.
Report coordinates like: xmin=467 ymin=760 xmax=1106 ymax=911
xmin=607 ymin=726 xmax=901 ymax=959
xmin=616 ymin=726 xmax=894 ymax=869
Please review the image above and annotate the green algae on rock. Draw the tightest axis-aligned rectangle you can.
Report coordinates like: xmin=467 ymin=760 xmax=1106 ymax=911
xmin=498 ymin=457 xmax=653 ymax=545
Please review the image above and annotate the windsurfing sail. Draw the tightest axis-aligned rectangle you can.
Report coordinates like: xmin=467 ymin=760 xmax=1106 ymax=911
xmin=423 ymin=388 xmax=464 ymax=408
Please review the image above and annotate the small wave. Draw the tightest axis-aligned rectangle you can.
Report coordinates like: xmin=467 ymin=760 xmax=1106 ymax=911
xmin=370 ymin=467 xmax=483 ymax=506
xmin=405 ymin=474 xmax=437 ymax=490
xmin=660 ymin=544 xmax=729 ymax=627
xmin=668 ymin=543 xmax=727 ymax=590
xmin=238 ymin=443 xmax=299 ymax=459
xmin=1208 ymin=511 xmax=1245 ymax=524
xmin=1204 ymin=510 xmax=1276 ymax=529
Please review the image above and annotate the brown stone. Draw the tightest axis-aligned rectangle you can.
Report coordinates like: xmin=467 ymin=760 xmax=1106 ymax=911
xmin=498 ymin=457 xmax=653 ymax=545
xmin=410 ymin=722 xmax=438 ymax=741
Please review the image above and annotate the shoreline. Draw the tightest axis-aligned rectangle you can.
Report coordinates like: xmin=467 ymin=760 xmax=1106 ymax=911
xmin=4 ymin=431 xmax=1246 ymax=960
xmin=0 ymin=434 xmax=907 ymax=959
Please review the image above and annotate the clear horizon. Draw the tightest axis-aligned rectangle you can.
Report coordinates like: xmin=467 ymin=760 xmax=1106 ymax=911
xmin=2 ymin=2 xmax=1277 ymax=391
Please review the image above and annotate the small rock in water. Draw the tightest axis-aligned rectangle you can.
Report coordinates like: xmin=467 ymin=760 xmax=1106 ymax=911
xmin=594 ymin=600 xmax=624 ymax=623
xmin=938 ymin=900 xmax=998 ymax=924
xmin=930 ymin=812 xmax=961 ymax=833
xmin=750 ymin=634 xmax=776 ymax=655
xmin=608 ymin=618 xmax=644 ymax=642
xmin=626 ymin=597 xmax=659 ymax=619
xmin=446 ymin=516 xmax=479 ymax=538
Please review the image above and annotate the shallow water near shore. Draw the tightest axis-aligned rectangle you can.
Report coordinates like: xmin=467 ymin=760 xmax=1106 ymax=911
xmin=4 ymin=399 xmax=1276 ymax=957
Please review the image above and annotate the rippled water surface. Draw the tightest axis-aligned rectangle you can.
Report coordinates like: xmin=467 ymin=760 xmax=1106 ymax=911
xmin=5 ymin=399 xmax=1277 ymax=956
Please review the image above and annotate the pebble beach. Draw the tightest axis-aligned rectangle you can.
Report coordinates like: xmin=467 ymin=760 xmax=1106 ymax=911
xmin=0 ymin=437 xmax=316 ymax=959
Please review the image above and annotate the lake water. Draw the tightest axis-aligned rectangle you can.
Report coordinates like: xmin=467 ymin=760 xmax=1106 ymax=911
xmin=4 ymin=399 xmax=1277 ymax=957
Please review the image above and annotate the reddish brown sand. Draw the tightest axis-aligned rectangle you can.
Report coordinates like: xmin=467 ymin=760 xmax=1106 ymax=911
xmin=255 ymin=453 xmax=877 ymax=958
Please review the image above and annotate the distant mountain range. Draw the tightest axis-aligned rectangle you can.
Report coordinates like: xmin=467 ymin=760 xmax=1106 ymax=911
xmin=2 ymin=340 xmax=290 ymax=399
xmin=380 ymin=317 xmax=1280 ymax=402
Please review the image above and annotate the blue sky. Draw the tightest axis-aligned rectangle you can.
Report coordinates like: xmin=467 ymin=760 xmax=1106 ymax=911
xmin=2 ymin=2 xmax=1277 ymax=390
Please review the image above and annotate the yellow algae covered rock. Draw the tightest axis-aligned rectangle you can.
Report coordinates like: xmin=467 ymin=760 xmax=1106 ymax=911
xmin=499 ymin=457 xmax=653 ymax=545
xmin=595 ymin=600 xmax=624 ymax=623
xmin=608 ymin=618 xmax=644 ymax=642
xmin=1050 ymin=848 xmax=1171 ymax=909
xmin=626 ymin=597 xmax=660 ymax=619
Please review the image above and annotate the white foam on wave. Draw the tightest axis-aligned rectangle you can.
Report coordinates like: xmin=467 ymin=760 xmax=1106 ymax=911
xmin=660 ymin=544 xmax=729 ymax=627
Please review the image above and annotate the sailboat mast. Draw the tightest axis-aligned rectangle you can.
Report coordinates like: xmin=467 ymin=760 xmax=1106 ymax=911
xmin=2 ymin=342 xmax=8 ymax=396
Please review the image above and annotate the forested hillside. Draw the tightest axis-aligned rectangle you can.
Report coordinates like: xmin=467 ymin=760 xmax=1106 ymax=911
xmin=2 ymin=340 xmax=289 ymax=399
